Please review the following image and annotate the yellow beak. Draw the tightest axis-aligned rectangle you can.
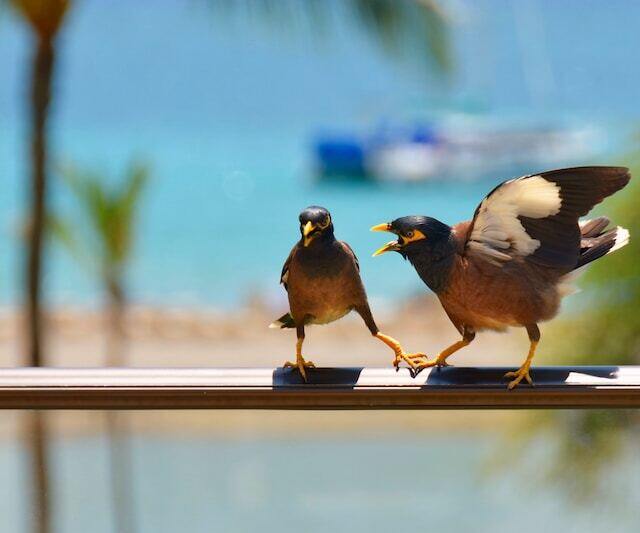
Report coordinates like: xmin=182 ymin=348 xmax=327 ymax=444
xmin=372 ymin=240 xmax=401 ymax=257
xmin=370 ymin=222 xmax=392 ymax=233
xmin=371 ymin=222 xmax=399 ymax=256
xmin=303 ymin=221 xmax=316 ymax=247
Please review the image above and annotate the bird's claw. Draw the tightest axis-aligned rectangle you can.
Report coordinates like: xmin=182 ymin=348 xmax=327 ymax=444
xmin=393 ymin=352 xmax=429 ymax=373
xmin=504 ymin=366 xmax=534 ymax=389
xmin=416 ymin=356 xmax=450 ymax=371
xmin=283 ymin=358 xmax=316 ymax=382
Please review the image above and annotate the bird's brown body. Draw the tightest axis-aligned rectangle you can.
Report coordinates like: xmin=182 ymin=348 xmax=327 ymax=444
xmin=285 ymin=241 xmax=368 ymax=326
xmin=440 ymin=221 xmax=562 ymax=332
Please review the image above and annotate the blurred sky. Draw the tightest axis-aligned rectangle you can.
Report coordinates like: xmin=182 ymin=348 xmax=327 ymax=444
xmin=2 ymin=0 xmax=640 ymax=308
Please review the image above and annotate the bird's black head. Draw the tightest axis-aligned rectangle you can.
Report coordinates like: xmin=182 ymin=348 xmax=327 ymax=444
xmin=299 ymin=206 xmax=335 ymax=247
xmin=371 ymin=215 xmax=452 ymax=259
xmin=371 ymin=215 xmax=455 ymax=293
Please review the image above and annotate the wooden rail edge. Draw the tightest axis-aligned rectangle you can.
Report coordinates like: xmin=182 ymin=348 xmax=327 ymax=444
xmin=0 ymin=366 xmax=639 ymax=409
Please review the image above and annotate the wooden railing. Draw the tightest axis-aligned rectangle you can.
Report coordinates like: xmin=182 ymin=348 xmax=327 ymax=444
xmin=0 ymin=366 xmax=639 ymax=409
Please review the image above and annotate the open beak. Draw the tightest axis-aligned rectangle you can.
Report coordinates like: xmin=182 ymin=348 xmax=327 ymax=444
xmin=370 ymin=222 xmax=400 ymax=256
xmin=303 ymin=221 xmax=316 ymax=247
xmin=372 ymin=240 xmax=401 ymax=257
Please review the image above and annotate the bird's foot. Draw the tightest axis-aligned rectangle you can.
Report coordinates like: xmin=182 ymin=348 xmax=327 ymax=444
xmin=416 ymin=354 xmax=451 ymax=371
xmin=283 ymin=357 xmax=316 ymax=382
xmin=504 ymin=363 xmax=533 ymax=389
xmin=375 ymin=333 xmax=426 ymax=373
xmin=393 ymin=352 xmax=429 ymax=372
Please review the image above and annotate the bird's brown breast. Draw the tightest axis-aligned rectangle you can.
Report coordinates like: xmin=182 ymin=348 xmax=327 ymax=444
xmin=286 ymin=243 xmax=367 ymax=325
xmin=439 ymin=253 xmax=563 ymax=331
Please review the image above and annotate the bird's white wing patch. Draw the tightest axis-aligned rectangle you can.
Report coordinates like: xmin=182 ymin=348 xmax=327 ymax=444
xmin=609 ymin=226 xmax=630 ymax=254
xmin=468 ymin=176 xmax=562 ymax=262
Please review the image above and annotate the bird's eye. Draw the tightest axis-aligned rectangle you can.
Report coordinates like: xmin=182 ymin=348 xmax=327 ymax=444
xmin=406 ymin=230 xmax=414 ymax=239
xmin=319 ymin=216 xmax=330 ymax=229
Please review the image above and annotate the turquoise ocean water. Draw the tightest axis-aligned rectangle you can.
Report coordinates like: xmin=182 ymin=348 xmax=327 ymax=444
xmin=1 ymin=433 xmax=639 ymax=532
xmin=2 ymin=0 xmax=639 ymax=309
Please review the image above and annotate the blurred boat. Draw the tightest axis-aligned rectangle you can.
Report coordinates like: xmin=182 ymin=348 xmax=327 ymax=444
xmin=313 ymin=119 xmax=604 ymax=183
xmin=314 ymin=135 xmax=368 ymax=178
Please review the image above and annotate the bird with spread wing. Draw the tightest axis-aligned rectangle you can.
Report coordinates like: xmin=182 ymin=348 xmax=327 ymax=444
xmin=371 ymin=166 xmax=631 ymax=388
xmin=271 ymin=206 xmax=426 ymax=381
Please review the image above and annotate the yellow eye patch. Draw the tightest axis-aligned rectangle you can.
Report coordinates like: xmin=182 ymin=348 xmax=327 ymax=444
xmin=318 ymin=215 xmax=331 ymax=229
xmin=401 ymin=229 xmax=426 ymax=245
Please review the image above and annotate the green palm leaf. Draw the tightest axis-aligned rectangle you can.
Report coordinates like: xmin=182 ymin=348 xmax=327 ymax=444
xmin=54 ymin=161 xmax=149 ymax=281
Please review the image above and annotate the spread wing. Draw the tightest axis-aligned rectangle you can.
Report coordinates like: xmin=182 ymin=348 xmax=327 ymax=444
xmin=464 ymin=166 xmax=630 ymax=270
xmin=340 ymin=241 xmax=360 ymax=272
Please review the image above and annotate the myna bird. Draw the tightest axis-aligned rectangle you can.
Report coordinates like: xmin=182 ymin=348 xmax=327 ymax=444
xmin=271 ymin=206 xmax=427 ymax=380
xmin=372 ymin=166 xmax=631 ymax=388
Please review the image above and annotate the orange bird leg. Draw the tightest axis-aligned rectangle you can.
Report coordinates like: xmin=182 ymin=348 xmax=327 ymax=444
xmin=504 ymin=324 xmax=540 ymax=389
xmin=419 ymin=328 xmax=475 ymax=369
xmin=354 ymin=303 xmax=427 ymax=370
xmin=375 ymin=332 xmax=428 ymax=370
xmin=283 ymin=326 xmax=315 ymax=381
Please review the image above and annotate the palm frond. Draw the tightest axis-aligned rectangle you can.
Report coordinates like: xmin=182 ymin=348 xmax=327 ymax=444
xmin=208 ymin=0 xmax=452 ymax=76
xmin=56 ymin=161 xmax=149 ymax=278
xmin=351 ymin=0 xmax=451 ymax=74
xmin=46 ymin=211 xmax=96 ymax=272
xmin=110 ymin=161 xmax=149 ymax=266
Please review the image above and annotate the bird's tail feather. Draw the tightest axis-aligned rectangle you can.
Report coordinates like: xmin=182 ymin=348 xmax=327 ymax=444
xmin=579 ymin=216 xmax=610 ymax=238
xmin=269 ymin=312 xmax=295 ymax=329
xmin=576 ymin=218 xmax=630 ymax=269
xmin=558 ymin=221 xmax=629 ymax=297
